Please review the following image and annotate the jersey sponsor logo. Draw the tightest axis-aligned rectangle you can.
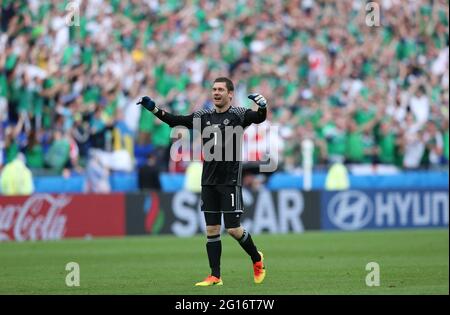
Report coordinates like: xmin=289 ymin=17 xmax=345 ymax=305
xmin=223 ymin=119 xmax=230 ymax=125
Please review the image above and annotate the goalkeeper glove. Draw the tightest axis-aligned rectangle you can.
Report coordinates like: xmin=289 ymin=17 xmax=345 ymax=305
xmin=137 ymin=96 xmax=156 ymax=112
xmin=248 ymin=93 xmax=267 ymax=108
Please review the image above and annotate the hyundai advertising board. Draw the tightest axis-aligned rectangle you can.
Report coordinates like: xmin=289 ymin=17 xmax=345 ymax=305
xmin=321 ymin=190 xmax=449 ymax=231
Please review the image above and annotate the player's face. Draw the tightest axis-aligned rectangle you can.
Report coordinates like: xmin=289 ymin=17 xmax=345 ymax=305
xmin=212 ymin=82 xmax=233 ymax=108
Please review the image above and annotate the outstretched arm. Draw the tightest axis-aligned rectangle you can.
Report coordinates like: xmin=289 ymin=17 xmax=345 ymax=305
xmin=154 ymin=109 xmax=194 ymax=129
xmin=244 ymin=107 xmax=267 ymax=125
xmin=243 ymin=93 xmax=267 ymax=126
xmin=137 ymin=96 xmax=194 ymax=129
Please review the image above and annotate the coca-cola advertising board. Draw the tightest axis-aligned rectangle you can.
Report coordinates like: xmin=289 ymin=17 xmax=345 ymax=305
xmin=0 ymin=194 xmax=126 ymax=241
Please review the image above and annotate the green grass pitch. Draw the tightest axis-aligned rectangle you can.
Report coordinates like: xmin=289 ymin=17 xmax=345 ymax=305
xmin=0 ymin=229 xmax=448 ymax=294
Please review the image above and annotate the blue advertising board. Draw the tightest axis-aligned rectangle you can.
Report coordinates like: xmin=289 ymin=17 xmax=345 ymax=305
xmin=321 ymin=190 xmax=449 ymax=231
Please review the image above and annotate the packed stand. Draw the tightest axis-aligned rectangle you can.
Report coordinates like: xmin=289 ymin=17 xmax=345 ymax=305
xmin=0 ymin=0 xmax=448 ymax=184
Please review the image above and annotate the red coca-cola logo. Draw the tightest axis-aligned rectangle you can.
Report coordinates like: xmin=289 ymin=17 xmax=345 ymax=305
xmin=0 ymin=195 xmax=71 ymax=241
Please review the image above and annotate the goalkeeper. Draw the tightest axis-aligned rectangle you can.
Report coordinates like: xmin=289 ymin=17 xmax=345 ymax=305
xmin=137 ymin=77 xmax=267 ymax=286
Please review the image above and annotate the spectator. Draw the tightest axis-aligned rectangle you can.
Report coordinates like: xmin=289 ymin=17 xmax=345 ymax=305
xmin=147 ymin=110 xmax=171 ymax=171
xmin=44 ymin=129 xmax=70 ymax=174
xmin=0 ymin=153 xmax=34 ymax=195
xmin=400 ymin=113 xmax=426 ymax=169
xmin=409 ymin=82 xmax=430 ymax=127
xmin=24 ymin=128 xmax=44 ymax=169
xmin=84 ymin=149 xmax=111 ymax=193
xmin=112 ymin=108 xmax=134 ymax=162
xmin=322 ymin=115 xmax=347 ymax=164
xmin=89 ymin=105 xmax=109 ymax=150
xmin=423 ymin=120 xmax=444 ymax=168
xmin=184 ymin=161 xmax=202 ymax=193
xmin=443 ymin=119 xmax=449 ymax=164
xmin=325 ymin=162 xmax=350 ymax=191
xmin=138 ymin=153 xmax=162 ymax=190
xmin=0 ymin=0 xmax=447 ymax=176
xmin=377 ymin=119 xmax=398 ymax=165
xmin=71 ymin=113 xmax=91 ymax=162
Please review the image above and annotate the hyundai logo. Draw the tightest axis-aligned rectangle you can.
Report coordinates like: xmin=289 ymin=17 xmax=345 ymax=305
xmin=327 ymin=191 xmax=373 ymax=230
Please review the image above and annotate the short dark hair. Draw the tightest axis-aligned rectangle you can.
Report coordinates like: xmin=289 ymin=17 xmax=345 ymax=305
xmin=214 ymin=77 xmax=234 ymax=91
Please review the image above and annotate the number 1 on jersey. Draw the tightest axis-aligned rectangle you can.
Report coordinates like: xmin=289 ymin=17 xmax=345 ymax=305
xmin=231 ymin=193 xmax=235 ymax=207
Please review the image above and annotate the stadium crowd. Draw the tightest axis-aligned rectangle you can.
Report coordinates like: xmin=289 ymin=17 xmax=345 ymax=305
xmin=0 ymin=0 xmax=448 ymax=181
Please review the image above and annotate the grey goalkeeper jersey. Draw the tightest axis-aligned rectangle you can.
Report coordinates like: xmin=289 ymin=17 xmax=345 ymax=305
xmin=153 ymin=106 xmax=267 ymax=186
